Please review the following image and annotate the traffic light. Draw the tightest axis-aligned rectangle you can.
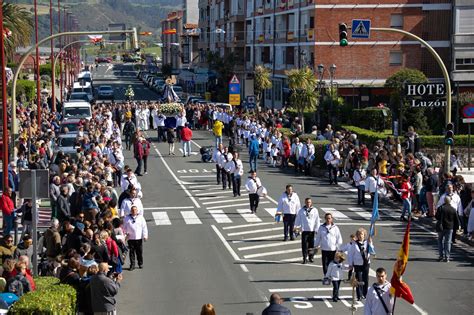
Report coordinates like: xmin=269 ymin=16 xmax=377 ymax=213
xmin=445 ymin=122 xmax=454 ymax=146
xmin=339 ymin=23 xmax=348 ymax=47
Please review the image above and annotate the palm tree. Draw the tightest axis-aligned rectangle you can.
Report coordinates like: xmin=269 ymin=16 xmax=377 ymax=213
xmin=286 ymin=66 xmax=319 ymax=131
xmin=3 ymin=3 xmax=34 ymax=60
xmin=254 ymin=65 xmax=272 ymax=111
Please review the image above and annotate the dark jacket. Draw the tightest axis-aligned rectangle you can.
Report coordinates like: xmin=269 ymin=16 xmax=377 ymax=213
xmin=90 ymin=272 xmax=120 ymax=312
xmin=436 ymin=204 xmax=458 ymax=230
xmin=262 ymin=303 xmax=291 ymax=315
xmin=56 ymin=194 xmax=71 ymax=223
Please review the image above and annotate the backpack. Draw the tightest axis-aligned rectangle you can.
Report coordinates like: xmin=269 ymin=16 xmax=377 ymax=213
xmin=7 ymin=276 xmax=24 ymax=297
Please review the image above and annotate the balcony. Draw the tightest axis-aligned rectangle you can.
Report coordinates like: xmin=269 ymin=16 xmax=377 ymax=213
xmin=287 ymin=31 xmax=295 ymax=42
xmin=307 ymin=28 xmax=314 ymax=41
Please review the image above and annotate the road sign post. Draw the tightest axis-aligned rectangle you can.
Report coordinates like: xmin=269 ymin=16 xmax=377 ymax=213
xmin=229 ymin=74 xmax=241 ymax=106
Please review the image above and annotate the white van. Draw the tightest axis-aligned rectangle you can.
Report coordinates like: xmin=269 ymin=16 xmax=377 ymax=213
xmin=72 ymin=81 xmax=94 ymax=102
xmin=62 ymin=101 xmax=92 ymax=121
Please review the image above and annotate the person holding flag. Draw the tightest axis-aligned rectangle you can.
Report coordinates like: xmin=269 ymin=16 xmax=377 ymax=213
xmin=364 ymin=267 xmax=394 ymax=315
xmin=390 ymin=217 xmax=415 ymax=313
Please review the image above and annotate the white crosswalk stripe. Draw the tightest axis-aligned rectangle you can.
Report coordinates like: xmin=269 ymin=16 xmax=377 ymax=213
xmin=181 ymin=211 xmax=202 ymax=224
xmin=152 ymin=212 xmax=172 ymax=225
xmin=202 ymin=198 xmax=248 ymax=205
xmin=208 ymin=210 xmax=233 ymax=223
xmin=237 ymin=209 xmax=263 ymax=223
xmin=320 ymin=207 xmax=350 ymax=220
xmin=243 ymin=248 xmax=301 ymax=259
xmin=347 ymin=207 xmax=373 ymax=220
xmin=265 ymin=207 xmax=277 ymax=217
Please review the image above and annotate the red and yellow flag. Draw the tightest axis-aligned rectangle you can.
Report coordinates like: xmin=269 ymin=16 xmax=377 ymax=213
xmin=390 ymin=219 xmax=415 ymax=304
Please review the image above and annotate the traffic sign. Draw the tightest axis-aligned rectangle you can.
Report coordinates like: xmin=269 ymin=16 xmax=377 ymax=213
xmin=229 ymin=83 xmax=240 ymax=95
xmin=351 ymin=19 xmax=371 ymax=39
xmin=462 ymin=103 xmax=474 ymax=118
xmin=229 ymin=94 xmax=240 ymax=106
xmin=463 ymin=118 xmax=474 ymax=124
xmin=229 ymin=74 xmax=240 ymax=84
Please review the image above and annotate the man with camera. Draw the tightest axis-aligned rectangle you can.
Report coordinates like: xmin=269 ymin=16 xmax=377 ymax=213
xmin=90 ymin=262 xmax=122 ymax=315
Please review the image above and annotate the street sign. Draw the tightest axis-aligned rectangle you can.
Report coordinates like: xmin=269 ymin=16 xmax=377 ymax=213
xmin=19 ymin=170 xmax=50 ymax=199
xmin=351 ymin=19 xmax=371 ymax=39
xmin=229 ymin=83 xmax=241 ymax=94
xmin=463 ymin=118 xmax=474 ymax=124
xmin=229 ymin=74 xmax=240 ymax=84
xmin=462 ymin=103 xmax=474 ymax=118
xmin=246 ymin=95 xmax=256 ymax=104
xmin=229 ymin=94 xmax=241 ymax=106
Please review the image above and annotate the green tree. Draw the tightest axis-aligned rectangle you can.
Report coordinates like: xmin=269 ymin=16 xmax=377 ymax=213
xmin=207 ymin=51 xmax=236 ymax=102
xmin=385 ymin=68 xmax=429 ymax=134
xmin=254 ymin=65 xmax=272 ymax=111
xmin=286 ymin=66 xmax=319 ymax=131
xmin=3 ymin=3 xmax=34 ymax=60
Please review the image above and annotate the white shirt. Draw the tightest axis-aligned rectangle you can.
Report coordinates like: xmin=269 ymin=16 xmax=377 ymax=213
xmin=233 ymin=159 xmax=244 ymax=176
xmin=245 ymin=177 xmax=262 ymax=194
xmin=326 ymin=261 xmax=345 ymax=281
xmin=364 ymin=282 xmax=394 ymax=315
xmin=277 ymin=192 xmax=301 ymax=215
xmin=121 ymin=174 xmax=141 ymax=194
xmin=224 ymin=156 xmax=235 ymax=173
xmin=219 ymin=151 xmax=230 ymax=168
xmin=324 ymin=150 xmax=340 ymax=166
xmin=314 ymin=223 xmax=343 ymax=251
xmin=295 ymin=206 xmax=320 ymax=232
xmin=212 ymin=149 xmax=222 ymax=164
xmin=120 ymin=197 xmax=144 ymax=217
xmin=437 ymin=192 xmax=463 ymax=216
xmin=365 ymin=176 xmax=385 ymax=194
xmin=175 ymin=115 xmax=186 ymax=127
xmin=347 ymin=240 xmax=372 ymax=266
xmin=291 ymin=142 xmax=304 ymax=158
xmin=353 ymin=169 xmax=367 ymax=186
xmin=123 ymin=214 xmax=148 ymax=240
xmin=302 ymin=143 xmax=315 ymax=159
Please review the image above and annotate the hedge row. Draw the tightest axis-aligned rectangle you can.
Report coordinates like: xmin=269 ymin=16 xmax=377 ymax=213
xmin=352 ymin=107 xmax=392 ymax=132
xmin=10 ymin=276 xmax=76 ymax=314
xmin=342 ymin=125 xmax=473 ymax=148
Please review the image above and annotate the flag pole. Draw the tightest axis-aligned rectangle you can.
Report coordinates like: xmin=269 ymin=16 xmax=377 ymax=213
xmin=392 ymin=296 xmax=397 ymax=314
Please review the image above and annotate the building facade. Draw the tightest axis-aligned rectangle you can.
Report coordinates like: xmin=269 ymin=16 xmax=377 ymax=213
xmin=451 ymin=0 xmax=474 ymax=88
xmin=244 ymin=0 xmax=453 ymax=109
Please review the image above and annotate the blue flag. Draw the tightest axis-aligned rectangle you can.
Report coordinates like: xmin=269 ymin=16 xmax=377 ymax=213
xmin=368 ymin=176 xmax=380 ymax=255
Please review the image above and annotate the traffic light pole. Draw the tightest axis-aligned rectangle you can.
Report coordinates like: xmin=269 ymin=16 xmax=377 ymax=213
xmin=370 ymin=27 xmax=452 ymax=171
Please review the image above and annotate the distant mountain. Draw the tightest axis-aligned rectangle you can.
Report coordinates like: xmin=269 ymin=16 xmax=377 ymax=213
xmin=10 ymin=0 xmax=181 ymax=44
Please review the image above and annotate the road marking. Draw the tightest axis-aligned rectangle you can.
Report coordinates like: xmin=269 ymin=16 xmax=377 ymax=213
xmin=240 ymin=264 xmax=249 ymax=272
xmin=320 ymin=207 xmax=350 ymax=220
xmin=339 ymin=182 xmax=353 ymax=189
xmin=144 ymin=206 xmax=195 ymax=210
xmin=152 ymin=212 xmax=172 ymax=225
xmin=181 ymin=211 xmax=202 ymax=224
xmin=207 ymin=201 xmax=270 ymax=210
xmin=265 ymin=195 xmax=279 ymax=205
xmin=179 ymin=175 xmax=215 ymax=178
xmin=188 ymin=184 xmax=219 ymax=189
xmin=238 ymin=240 xmax=299 ymax=251
xmin=211 ymin=225 xmax=240 ymax=261
xmin=265 ymin=207 xmax=277 ymax=217
xmin=322 ymin=298 xmax=333 ymax=308
xmin=237 ymin=209 xmax=263 ymax=223
xmin=269 ymin=287 xmax=352 ymax=293
xmin=412 ymin=303 xmax=429 ymax=315
xmin=191 ymin=139 xmax=202 ymax=149
xmin=335 ymin=222 xmax=396 ymax=226
xmin=243 ymin=248 xmax=301 ymax=259
xmin=151 ymin=145 xmax=200 ymax=208
xmin=202 ymin=198 xmax=249 ymax=205
xmin=208 ymin=210 xmax=233 ymax=224
xmin=232 ymin=234 xmax=282 ymax=243
xmin=198 ymin=196 xmax=228 ymax=201
xmin=223 ymin=222 xmax=274 ymax=230
xmin=195 ymin=190 xmax=234 ymax=196
xmin=227 ymin=227 xmax=281 ymax=236
xmin=347 ymin=207 xmax=372 ymax=220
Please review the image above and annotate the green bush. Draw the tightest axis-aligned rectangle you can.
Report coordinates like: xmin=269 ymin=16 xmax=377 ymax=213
xmin=39 ymin=63 xmax=59 ymax=77
xmin=10 ymin=276 xmax=77 ymax=315
xmin=8 ymin=80 xmax=36 ymax=102
xmin=352 ymin=107 xmax=392 ymax=131
xmin=342 ymin=125 xmax=392 ymax=146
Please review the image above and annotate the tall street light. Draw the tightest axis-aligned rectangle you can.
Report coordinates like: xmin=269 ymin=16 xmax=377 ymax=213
xmin=317 ymin=64 xmax=325 ymax=127
xmin=329 ymin=64 xmax=337 ymax=126
xmin=1 ymin=0 xmax=10 ymax=190
xmin=49 ymin=0 xmax=56 ymax=112
xmin=34 ymin=0 xmax=41 ymax=127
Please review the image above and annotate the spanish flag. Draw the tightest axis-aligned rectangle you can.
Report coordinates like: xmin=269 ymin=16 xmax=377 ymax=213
xmin=390 ymin=219 xmax=415 ymax=304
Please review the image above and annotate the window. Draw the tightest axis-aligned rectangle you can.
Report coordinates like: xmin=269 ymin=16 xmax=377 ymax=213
xmin=246 ymin=47 xmax=251 ymax=62
xmin=456 ymin=7 xmax=474 ymax=34
xmin=389 ymin=51 xmax=402 ymax=66
xmin=309 ymin=16 xmax=315 ymax=29
xmin=390 ymin=14 xmax=403 ymax=29
xmin=262 ymin=46 xmax=271 ymax=64
xmin=456 ymin=58 xmax=474 ymax=70
xmin=286 ymin=47 xmax=295 ymax=65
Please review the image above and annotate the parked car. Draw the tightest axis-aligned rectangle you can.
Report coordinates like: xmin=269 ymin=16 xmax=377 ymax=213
xmin=60 ymin=118 xmax=82 ymax=134
xmin=97 ymin=85 xmax=115 ymax=100
xmin=56 ymin=134 xmax=80 ymax=155
xmin=95 ymin=56 xmax=112 ymax=63
xmin=69 ymin=92 xmax=91 ymax=103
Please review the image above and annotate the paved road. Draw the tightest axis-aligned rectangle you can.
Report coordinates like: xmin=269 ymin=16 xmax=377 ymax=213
xmin=96 ymin=64 xmax=474 ymax=315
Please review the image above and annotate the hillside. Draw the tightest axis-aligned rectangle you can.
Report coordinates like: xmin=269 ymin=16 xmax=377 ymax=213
xmin=10 ymin=0 xmax=180 ymax=43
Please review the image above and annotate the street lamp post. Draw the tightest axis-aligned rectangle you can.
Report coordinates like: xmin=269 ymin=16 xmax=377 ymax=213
xmin=317 ymin=64 xmax=325 ymax=127
xmin=0 ymin=0 xmax=10 ymax=190
xmin=34 ymin=0 xmax=41 ymax=127
xmin=49 ymin=0 xmax=56 ymax=112
xmin=329 ymin=64 xmax=336 ymax=126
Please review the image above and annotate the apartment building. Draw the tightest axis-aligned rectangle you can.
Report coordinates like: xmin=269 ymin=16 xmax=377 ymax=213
xmin=161 ymin=0 xmax=199 ymax=71
xmin=244 ymin=0 xmax=452 ymax=109
xmin=197 ymin=0 xmax=246 ymax=95
xmin=451 ymin=0 xmax=474 ymax=88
